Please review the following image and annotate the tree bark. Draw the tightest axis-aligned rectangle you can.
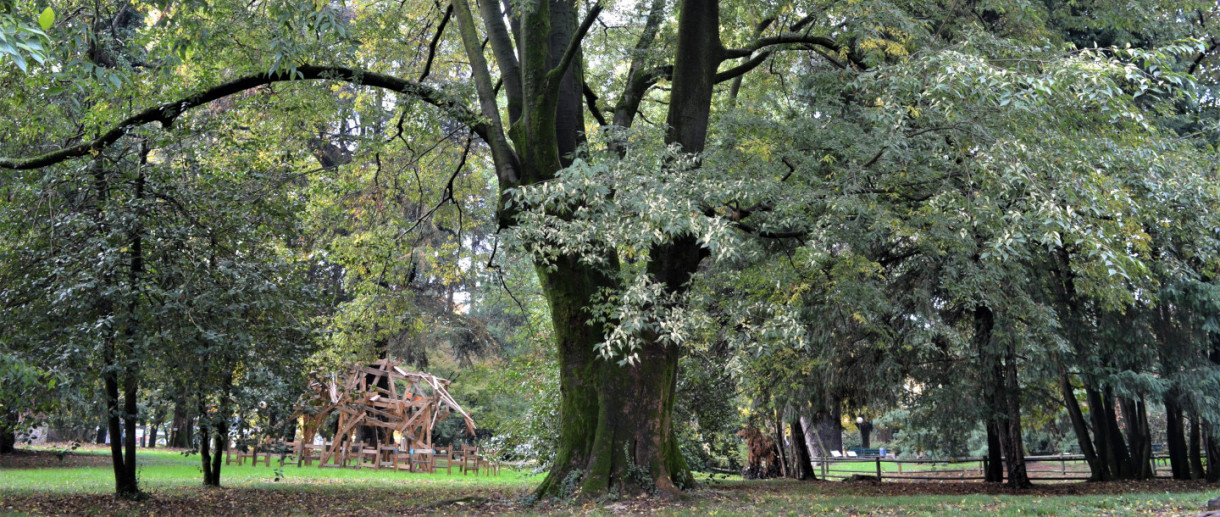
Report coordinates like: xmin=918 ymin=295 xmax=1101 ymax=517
xmin=985 ymin=421 xmax=1004 ymax=483
xmin=773 ymin=410 xmax=788 ymax=478
xmin=1083 ymin=387 xmax=1113 ymax=479
xmin=1164 ymin=391 xmax=1190 ymax=480
xmin=816 ymin=405 xmax=842 ymax=455
xmin=789 ymin=417 xmax=815 ymax=480
xmin=1207 ymin=424 xmax=1220 ymax=483
xmin=1189 ymin=414 xmax=1204 ymax=480
xmin=1056 ymin=362 xmax=1099 ymax=479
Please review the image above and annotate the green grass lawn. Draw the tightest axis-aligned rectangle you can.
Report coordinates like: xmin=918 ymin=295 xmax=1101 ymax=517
xmin=1 ymin=447 xmax=540 ymax=494
xmin=2 ymin=446 xmax=1217 ymax=516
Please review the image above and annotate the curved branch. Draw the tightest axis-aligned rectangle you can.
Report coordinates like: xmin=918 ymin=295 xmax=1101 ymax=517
xmin=0 ymin=65 xmax=488 ymax=170
xmin=722 ymin=33 xmax=846 ymax=59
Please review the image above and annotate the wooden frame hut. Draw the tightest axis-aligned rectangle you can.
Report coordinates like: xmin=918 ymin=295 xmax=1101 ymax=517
xmin=292 ymin=358 xmax=475 ymax=467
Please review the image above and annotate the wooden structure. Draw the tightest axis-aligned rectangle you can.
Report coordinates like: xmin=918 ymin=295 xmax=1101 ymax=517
xmin=290 ymin=358 xmax=475 ymax=468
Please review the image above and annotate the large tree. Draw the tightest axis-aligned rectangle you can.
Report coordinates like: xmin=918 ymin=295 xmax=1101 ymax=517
xmin=4 ymin=0 xmax=1220 ymax=498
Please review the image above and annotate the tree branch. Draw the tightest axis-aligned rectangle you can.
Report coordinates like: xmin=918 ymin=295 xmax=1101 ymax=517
xmin=0 ymin=65 xmax=488 ymax=170
xmin=419 ymin=5 xmax=453 ymax=82
xmin=583 ymin=81 xmax=608 ymax=126
xmin=716 ymin=51 xmax=771 ymax=83
xmin=477 ymin=0 xmax=523 ymax=122
xmin=612 ymin=0 xmax=668 ymax=129
xmin=722 ymin=33 xmax=846 ymax=60
xmin=548 ymin=3 xmax=603 ymax=89
xmin=452 ymin=0 xmax=521 ymax=186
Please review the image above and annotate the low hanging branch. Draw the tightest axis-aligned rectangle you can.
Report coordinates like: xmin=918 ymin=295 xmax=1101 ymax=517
xmin=0 ymin=65 xmax=488 ymax=170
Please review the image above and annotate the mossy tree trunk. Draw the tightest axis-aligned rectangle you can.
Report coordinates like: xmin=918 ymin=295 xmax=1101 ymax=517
xmin=450 ymin=0 xmax=722 ymax=498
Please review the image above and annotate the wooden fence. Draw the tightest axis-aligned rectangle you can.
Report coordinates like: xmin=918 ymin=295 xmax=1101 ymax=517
xmin=814 ymin=454 xmax=1197 ymax=482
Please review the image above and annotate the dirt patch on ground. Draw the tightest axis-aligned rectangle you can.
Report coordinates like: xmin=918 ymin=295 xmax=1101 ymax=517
xmin=0 ymin=448 xmax=113 ymax=470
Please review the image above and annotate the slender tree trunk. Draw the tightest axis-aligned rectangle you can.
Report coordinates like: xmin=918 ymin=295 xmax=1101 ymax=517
xmin=1085 ymin=386 xmax=1116 ymax=480
xmin=795 ymin=412 xmax=814 ymax=480
xmin=1056 ymin=363 xmax=1099 ymax=479
xmin=773 ymin=410 xmax=788 ymax=478
xmin=1102 ymin=389 xmax=1133 ymax=478
xmin=974 ymin=306 xmax=1015 ymax=484
xmin=985 ymin=421 xmax=1004 ymax=483
xmin=1206 ymin=424 xmax=1220 ymax=483
xmin=1189 ymin=414 xmax=1204 ymax=480
xmin=998 ymin=331 xmax=1031 ymax=488
xmin=1164 ymin=391 xmax=1190 ymax=480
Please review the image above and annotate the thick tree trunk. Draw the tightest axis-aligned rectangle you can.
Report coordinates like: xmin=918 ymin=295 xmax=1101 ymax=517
xmin=147 ymin=421 xmax=158 ymax=449
xmin=789 ymin=417 xmax=815 ymax=480
xmin=816 ymin=405 xmax=842 ymax=455
xmin=1164 ymin=392 xmax=1190 ymax=480
xmin=582 ymin=343 xmax=692 ymax=495
xmin=531 ymin=257 xmax=618 ymax=498
xmin=169 ymin=399 xmax=192 ymax=449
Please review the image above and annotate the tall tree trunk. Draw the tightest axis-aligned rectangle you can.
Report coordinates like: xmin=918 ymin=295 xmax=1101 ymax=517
xmin=985 ymin=421 xmax=1004 ymax=483
xmin=1119 ymin=396 xmax=1152 ymax=479
xmin=773 ymin=410 xmax=788 ymax=478
xmin=454 ymin=0 xmax=716 ymax=497
xmin=1206 ymin=424 xmax=1220 ymax=483
xmin=169 ymin=398 xmax=193 ymax=449
xmin=974 ymin=307 xmax=1014 ymax=484
xmin=799 ymin=412 xmax=820 ymax=461
xmin=147 ymin=421 xmax=157 ymax=449
xmin=1164 ymin=391 xmax=1190 ymax=480
xmin=1055 ymin=360 xmax=1099 ymax=480
xmin=1101 ymin=388 xmax=1133 ymax=478
xmin=816 ymin=405 xmax=842 ymax=455
xmin=1189 ymin=414 xmax=1204 ymax=480
xmin=997 ymin=328 xmax=1031 ymax=488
